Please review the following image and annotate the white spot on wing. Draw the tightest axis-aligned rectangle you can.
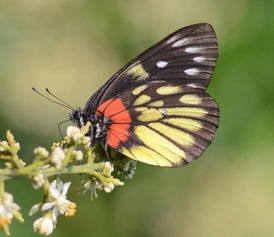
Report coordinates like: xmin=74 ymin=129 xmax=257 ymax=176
xmin=184 ymin=68 xmax=199 ymax=76
xmin=156 ymin=61 xmax=168 ymax=68
xmin=166 ymin=35 xmax=180 ymax=44
xmin=172 ymin=38 xmax=189 ymax=48
xmin=185 ymin=47 xmax=201 ymax=53
xmin=160 ymin=108 xmax=167 ymax=115
xmin=193 ymin=56 xmax=206 ymax=62
xmin=187 ymin=83 xmax=198 ymax=88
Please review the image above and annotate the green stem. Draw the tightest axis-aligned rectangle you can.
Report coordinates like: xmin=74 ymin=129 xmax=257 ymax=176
xmin=86 ymin=147 xmax=94 ymax=163
xmin=0 ymin=179 xmax=5 ymax=193
xmin=43 ymin=163 xmax=105 ymax=177
xmin=11 ymin=153 xmax=23 ymax=169
xmin=0 ymin=162 xmax=106 ymax=179
xmin=61 ymin=145 xmax=75 ymax=167
xmin=18 ymin=160 xmax=47 ymax=176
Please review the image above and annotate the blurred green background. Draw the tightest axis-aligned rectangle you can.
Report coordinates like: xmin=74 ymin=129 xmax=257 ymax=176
xmin=0 ymin=0 xmax=274 ymax=236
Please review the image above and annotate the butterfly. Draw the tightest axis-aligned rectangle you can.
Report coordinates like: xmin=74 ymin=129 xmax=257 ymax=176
xmin=70 ymin=23 xmax=219 ymax=167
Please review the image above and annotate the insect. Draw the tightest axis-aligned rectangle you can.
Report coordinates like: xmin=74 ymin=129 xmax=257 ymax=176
xmin=36 ymin=23 xmax=219 ymax=167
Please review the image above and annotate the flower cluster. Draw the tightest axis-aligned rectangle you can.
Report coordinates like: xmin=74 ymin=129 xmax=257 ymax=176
xmin=0 ymin=124 xmax=130 ymax=236
xmin=0 ymin=123 xmax=135 ymax=235
xmin=0 ymin=131 xmax=26 ymax=169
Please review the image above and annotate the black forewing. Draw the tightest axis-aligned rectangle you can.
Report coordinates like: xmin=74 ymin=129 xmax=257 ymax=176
xmin=84 ymin=23 xmax=218 ymax=116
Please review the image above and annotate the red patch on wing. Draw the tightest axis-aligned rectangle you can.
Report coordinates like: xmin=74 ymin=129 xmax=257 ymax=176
xmin=97 ymin=98 xmax=131 ymax=148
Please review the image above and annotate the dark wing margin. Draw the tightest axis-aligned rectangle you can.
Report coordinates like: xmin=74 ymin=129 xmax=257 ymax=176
xmin=84 ymin=23 xmax=218 ymax=115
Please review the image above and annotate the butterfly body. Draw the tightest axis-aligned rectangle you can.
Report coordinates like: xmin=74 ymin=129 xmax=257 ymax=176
xmin=71 ymin=23 xmax=219 ymax=167
xmin=70 ymin=109 xmax=109 ymax=142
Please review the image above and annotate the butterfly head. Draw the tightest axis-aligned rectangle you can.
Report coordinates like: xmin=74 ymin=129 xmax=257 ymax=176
xmin=70 ymin=108 xmax=86 ymax=128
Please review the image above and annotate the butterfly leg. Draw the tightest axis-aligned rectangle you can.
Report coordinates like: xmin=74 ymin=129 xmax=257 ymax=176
xmin=104 ymin=139 xmax=111 ymax=161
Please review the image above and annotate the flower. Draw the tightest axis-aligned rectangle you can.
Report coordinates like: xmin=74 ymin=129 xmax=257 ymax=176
xmin=29 ymin=203 xmax=42 ymax=216
xmin=50 ymin=147 xmax=65 ymax=169
xmin=0 ymin=141 xmax=8 ymax=152
xmin=105 ymin=162 xmax=114 ymax=172
xmin=29 ymin=180 xmax=76 ymax=235
xmin=42 ymin=180 xmax=76 ymax=217
xmin=123 ymin=160 xmax=137 ymax=179
xmin=66 ymin=126 xmax=83 ymax=141
xmin=0 ymin=192 xmax=22 ymax=234
xmin=103 ymin=162 xmax=114 ymax=176
xmin=34 ymin=147 xmax=49 ymax=158
xmin=82 ymin=136 xmax=91 ymax=146
xmin=33 ymin=171 xmax=46 ymax=189
xmin=72 ymin=150 xmax=83 ymax=161
xmin=104 ymin=183 xmax=115 ymax=193
xmin=82 ymin=179 xmax=103 ymax=199
xmin=33 ymin=215 xmax=54 ymax=236
xmin=12 ymin=142 xmax=20 ymax=152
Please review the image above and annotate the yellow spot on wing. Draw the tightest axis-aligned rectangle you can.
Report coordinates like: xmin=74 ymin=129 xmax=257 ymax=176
xmin=119 ymin=147 xmax=132 ymax=159
xmin=163 ymin=118 xmax=202 ymax=131
xmin=135 ymin=107 xmax=148 ymax=112
xmin=180 ymin=94 xmax=202 ymax=105
xmin=149 ymin=100 xmax=164 ymax=107
xmin=127 ymin=63 xmax=149 ymax=80
xmin=138 ymin=108 xmax=163 ymax=122
xmin=160 ymin=107 xmax=207 ymax=117
xmin=134 ymin=95 xmax=151 ymax=106
xmin=149 ymin=122 xmax=194 ymax=146
xmin=156 ymin=86 xmax=182 ymax=95
xmin=135 ymin=125 xmax=184 ymax=163
xmin=120 ymin=146 xmax=172 ymax=166
xmin=132 ymin=85 xmax=148 ymax=95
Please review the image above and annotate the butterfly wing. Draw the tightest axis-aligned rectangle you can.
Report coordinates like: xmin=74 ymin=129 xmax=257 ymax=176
xmin=84 ymin=23 xmax=218 ymax=115
xmin=96 ymin=82 xmax=219 ymax=167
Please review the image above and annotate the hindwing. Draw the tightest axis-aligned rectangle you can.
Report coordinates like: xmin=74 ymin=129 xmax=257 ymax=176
xmin=96 ymin=82 xmax=219 ymax=167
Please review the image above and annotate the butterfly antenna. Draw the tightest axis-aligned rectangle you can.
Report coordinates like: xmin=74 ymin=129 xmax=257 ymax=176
xmin=58 ymin=119 xmax=71 ymax=141
xmin=32 ymin=87 xmax=73 ymax=111
xmin=45 ymin=88 xmax=74 ymax=110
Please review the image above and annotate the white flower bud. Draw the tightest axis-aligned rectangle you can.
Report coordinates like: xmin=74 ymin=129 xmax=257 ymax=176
xmin=33 ymin=171 xmax=46 ymax=189
xmin=12 ymin=142 xmax=20 ymax=151
xmin=50 ymin=147 xmax=65 ymax=169
xmin=104 ymin=183 xmax=115 ymax=193
xmin=0 ymin=141 xmax=8 ymax=151
xmin=104 ymin=162 xmax=114 ymax=173
xmin=66 ymin=126 xmax=83 ymax=141
xmin=33 ymin=216 xmax=54 ymax=236
xmin=34 ymin=147 xmax=49 ymax=158
xmin=73 ymin=150 xmax=83 ymax=161
xmin=82 ymin=136 xmax=91 ymax=146
xmin=0 ymin=141 xmax=8 ymax=146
